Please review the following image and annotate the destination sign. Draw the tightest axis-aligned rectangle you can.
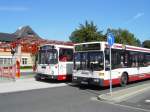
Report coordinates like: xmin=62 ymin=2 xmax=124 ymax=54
xmin=40 ymin=45 xmax=55 ymax=50
xmin=75 ymin=43 xmax=101 ymax=51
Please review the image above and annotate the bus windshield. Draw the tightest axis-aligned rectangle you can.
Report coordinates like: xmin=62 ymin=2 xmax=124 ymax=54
xmin=38 ymin=49 xmax=58 ymax=64
xmin=74 ymin=51 xmax=104 ymax=71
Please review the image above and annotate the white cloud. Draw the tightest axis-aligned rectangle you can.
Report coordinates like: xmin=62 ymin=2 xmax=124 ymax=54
xmin=125 ymin=12 xmax=144 ymax=24
xmin=133 ymin=13 xmax=144 ymax=19
xmin=0 ymin=6 xmax=29 ymax=11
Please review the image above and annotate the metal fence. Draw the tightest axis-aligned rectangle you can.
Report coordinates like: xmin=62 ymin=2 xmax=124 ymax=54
xmin=0 ymin=58 xmax=16 ymax=81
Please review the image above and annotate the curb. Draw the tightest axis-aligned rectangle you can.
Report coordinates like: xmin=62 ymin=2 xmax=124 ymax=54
xmin=97 ymin=82 xmax=150 ymax=103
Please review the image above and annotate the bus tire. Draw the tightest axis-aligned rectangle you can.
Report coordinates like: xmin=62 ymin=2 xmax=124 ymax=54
xmin=35 ymin=75 xmax=41 ymax=81
xmin=120 ymin=73 xmax=128 ymax=87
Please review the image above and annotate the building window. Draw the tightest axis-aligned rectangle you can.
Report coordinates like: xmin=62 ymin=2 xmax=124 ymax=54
xmin=22 ymin=58 xmax=27 ymax=65
xmin=0 ymin=58 xmax=12 ymax=65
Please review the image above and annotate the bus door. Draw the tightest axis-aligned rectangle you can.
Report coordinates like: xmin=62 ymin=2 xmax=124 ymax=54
xmin=58 ymin=48 xmax=73 ymax=80
xmin=47 ymin=49 xmax=58 ymax=76
xmin=138 ymin=53 xmax=150 ymax=79
xmin=130 ymin=52 xmax=140 ymax=80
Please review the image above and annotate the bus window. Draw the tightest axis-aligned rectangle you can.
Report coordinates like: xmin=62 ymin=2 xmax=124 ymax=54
xmin=144 ymin=54 xmax=150 ymax=66
xmin=129 ymin=51 xmax=138 ymax=67
xmin=38 ymin=49 xmax=58 ymax=64
xmin=59 ymin=48 xmax=73 ymax=62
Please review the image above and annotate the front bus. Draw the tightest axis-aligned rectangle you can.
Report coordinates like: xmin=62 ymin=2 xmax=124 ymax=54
xmin=72 ymin=42 xmax=105 ymax=86
xmin=73 ymin=42 xmax=150 ymax=87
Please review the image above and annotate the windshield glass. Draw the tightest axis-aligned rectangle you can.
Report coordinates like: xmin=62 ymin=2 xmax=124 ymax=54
xmin=74 ymin=51 xmax=104 ymax=71
xmin=38 ymin=49 xmax=58 ymax=64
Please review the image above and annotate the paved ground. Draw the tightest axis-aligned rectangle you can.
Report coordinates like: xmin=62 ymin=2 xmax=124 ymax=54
xmin=0 ymin=84 xmax=145 ymax=112
xmin=0 ymin=78 xmax=68 ymax=94
xmin=98 ymin=80 xmax=150 ymax=103
xmin=119 ymin=89 xmax=150 ymax=110
xmin=0 ymin=78 xmax=149 ymax=112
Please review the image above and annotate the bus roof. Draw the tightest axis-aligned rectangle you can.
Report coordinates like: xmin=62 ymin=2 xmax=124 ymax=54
xmin=40 ymin=44 xmax=73 ymax=49
xmin=74 ymin=41 xmax=150 ymax=53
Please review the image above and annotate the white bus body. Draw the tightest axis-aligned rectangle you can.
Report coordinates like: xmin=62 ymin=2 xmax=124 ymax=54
xmin=72 ymin=42 xmax=150 ymax=86
xmin=35 ymin=44 xmax=73 ymax=81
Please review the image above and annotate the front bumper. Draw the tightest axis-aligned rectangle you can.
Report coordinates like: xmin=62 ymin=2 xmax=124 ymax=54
xmin=35 ymin=73 xmax=57 ymax=80
xmin=72 ymin=76 xmax=103 ymax=86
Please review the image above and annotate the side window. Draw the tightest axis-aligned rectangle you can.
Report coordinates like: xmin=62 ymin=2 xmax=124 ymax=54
xmin=111 ymin=49 xmax=122 ymax=69
xmin=124 ymin=51 xmax=130 ymax=67
xmin=129 ymin=51 xmax=138 ymax=67
xmin=59 ymin=48 xmax=73 ymax=62
xmin=105 ymin=48 xmax=110 ymax=70
xmin=144 ymin=53 xmax=150 ymax=66
xmin=138 ymin=53 xmax=144 ymax=67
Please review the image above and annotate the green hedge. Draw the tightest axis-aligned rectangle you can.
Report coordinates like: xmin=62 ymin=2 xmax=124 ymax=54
xmin=20 ymin=66 xmax=32 ymax=69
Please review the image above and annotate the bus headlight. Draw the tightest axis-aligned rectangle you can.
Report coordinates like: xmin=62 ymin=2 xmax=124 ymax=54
xmin=99 ymin=73 xmax=104 ymax=76
xmin=73 ymin=76 xmax=77 ymax=80
xmin=93 ymin=79 xmax=99 ymax=82
xmin=51 ymin=71 xmax=54 ymax=75
xmin=73 ymin=70 xmax=77 ymax=74
xmin=99 ymin=73 xmax=104 ymax=78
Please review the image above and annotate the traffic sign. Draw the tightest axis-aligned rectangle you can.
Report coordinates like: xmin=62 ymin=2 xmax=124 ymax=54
xmin=107 ymin=33 xmax=115 ymax=46
xmin=107 ymin=32 xmax=115 ymax=96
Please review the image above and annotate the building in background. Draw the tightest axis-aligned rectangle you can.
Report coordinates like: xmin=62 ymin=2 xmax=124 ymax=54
xmin=0 ymin=26 xmax=73 ymax=69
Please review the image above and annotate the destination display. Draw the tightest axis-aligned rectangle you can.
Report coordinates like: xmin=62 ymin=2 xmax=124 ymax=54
xmin=75 ymin=43 xmax=101 ymax=51
xmin=40 ymin=45 xmax=55 ymax=50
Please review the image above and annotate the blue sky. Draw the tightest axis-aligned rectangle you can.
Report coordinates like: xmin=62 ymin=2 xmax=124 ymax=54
xmin=0 ymin=0 xmax=149 ymax=42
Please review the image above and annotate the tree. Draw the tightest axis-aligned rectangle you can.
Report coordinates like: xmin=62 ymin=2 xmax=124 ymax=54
xmin=106 ymin=28 xmax=141 ymax=47
xmin=69 ymin=21 xmax=104 ymax=43
xmin=142 ymin=40 xmax=150 ymax=48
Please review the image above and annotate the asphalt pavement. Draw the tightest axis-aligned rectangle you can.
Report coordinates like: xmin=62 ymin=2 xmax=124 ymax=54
xmin=0 ymin=69 xmax=150 ymax=112
xmin=0 ymin=78 xmax=150 ymax=112
xmin=0 ymin=85 xmax=144 ymax=112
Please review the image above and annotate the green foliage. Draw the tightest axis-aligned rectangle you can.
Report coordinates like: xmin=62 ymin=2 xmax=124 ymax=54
xmin=20 ymin=66 xmax=32 ymax=69
xmin=142 ymin=40 xmax=150 ymax=48
xmin=69 ymin=21 xmax=104 ymax=43
xmin=70 ymin=21 xmax=142 ymax=47
xmin=106 ymin=28 xmax=141 ymax=47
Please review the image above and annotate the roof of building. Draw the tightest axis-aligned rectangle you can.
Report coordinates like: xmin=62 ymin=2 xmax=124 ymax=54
xmin=0 ymin=33 xmax=17 ymax=42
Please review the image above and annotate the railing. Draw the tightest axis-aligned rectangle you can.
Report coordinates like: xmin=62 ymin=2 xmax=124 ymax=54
xmin=0 ymin=64 xmax=16 ymax=81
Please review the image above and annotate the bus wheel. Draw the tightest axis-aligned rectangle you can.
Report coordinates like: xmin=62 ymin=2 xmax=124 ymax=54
xmin=120 ymin=73 xmax=128 ymax=87
xmin=35 ymin=75 xmax=41 ymax=81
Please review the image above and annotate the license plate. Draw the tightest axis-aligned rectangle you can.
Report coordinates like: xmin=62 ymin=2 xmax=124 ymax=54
xmin=81 ymin=81 xmax=88 ymax=84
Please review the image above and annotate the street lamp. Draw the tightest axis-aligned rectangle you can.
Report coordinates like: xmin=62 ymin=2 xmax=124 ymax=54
xmin=11 ymin=47 xmax=16 ymax=81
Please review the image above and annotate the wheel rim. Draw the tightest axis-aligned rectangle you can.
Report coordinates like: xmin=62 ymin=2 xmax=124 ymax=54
xmin=121 ymin=75 xmax=127 ymax=85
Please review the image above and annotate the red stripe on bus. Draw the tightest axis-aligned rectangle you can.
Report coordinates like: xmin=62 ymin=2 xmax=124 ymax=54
xmin=103 ymin=78 xmax=120 ymax=86
xmin=103 ymin=73 xmax=150 ymax=86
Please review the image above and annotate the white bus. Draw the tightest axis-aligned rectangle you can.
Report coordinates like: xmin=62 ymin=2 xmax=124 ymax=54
xmin=35 ymin=43 xmax=74 ymax=81
xmin=72 ymin=42 xmax=150 ymax=86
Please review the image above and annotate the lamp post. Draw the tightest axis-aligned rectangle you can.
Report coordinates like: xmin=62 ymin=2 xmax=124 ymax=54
xmin=11 ymin=47 xmax=16 ymax=81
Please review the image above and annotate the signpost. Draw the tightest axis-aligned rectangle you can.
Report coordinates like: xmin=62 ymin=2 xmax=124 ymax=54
xmin=11 ymin=48 xmax=16 ymax=81
xmin=107 ymin=33 xmax=115 ymax=96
